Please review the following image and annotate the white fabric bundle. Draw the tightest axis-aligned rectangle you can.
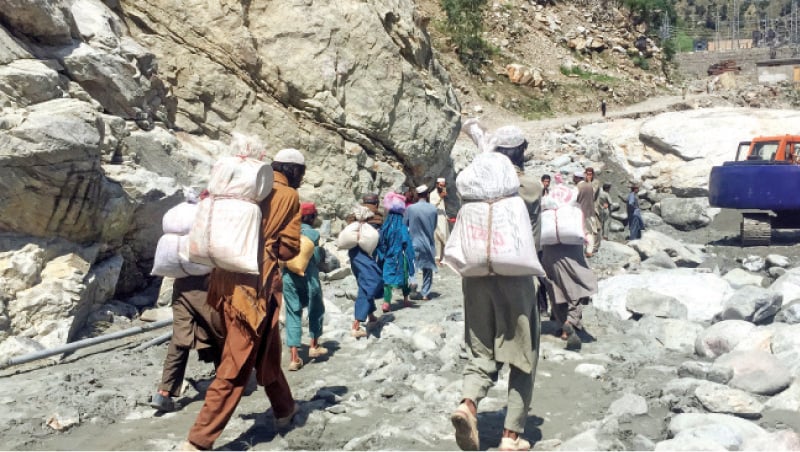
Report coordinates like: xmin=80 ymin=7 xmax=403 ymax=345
xmin=162 ymin=202 xmax=199 ymax=235
xmin=541 ymin=184 xmax=577 ymax=210
xmin=456 ymin=152 xmax=520 ymax=201
xmin=350 ymin=204 xmax=374 ymax=222
xmin=337 ymin=221 xmax=380 ymax=256
xmin=207 ymin=156 xmax=274 ymax=202
xmin=152 ymin=234 xmax=212 ymax=278
xmin=188 ymin=198 xmax=262 ymax=274
xmin=540 ymin=204 xmax=585 ymax=246
xmin=444 ymin=197 xmax=545 ymax=277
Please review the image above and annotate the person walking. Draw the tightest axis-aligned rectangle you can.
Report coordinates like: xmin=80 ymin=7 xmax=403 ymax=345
xmin=598 ymin=183 xmax=612 ymax=240
xmin=584 ymin=167 xmax=602 ymax=255
xmin=376 ymin=195 xmax=415 ymax=312
xmin=575 ymin=170 xmax=597 ymax=257
xmin=627 ymin=182 xmax=644 ymax=240
xmin=454 ymin=120 xmax=541 ymax=451
xmin=283 ymin=202 xmax=327 ymax=371
xmin=183 ymin=148 xmax=306 ymax=450
xmin=347 ymin=204 xmax=384 ymax=338
xmin=600 ymin=99 xmax=607 ymax=117
xmin=430 ymin=178 xmax=450 ymax=266
xmin=406 ymin=184 xmax=438 ymax=301
xmin=150 ymin=275 xmax=225 ymax=412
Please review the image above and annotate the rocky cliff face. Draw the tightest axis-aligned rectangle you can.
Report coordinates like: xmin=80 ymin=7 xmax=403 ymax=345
xmin=0 ymin=0 xmax=460 ymax=354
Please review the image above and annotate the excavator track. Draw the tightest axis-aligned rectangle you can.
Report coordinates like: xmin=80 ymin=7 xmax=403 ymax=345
xmin=741 ymin=214 xmax=772 ymax=246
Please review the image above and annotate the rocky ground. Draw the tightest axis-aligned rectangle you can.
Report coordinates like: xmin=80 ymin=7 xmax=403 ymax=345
xmin=3 ymin=199 xmax=800 ymax=450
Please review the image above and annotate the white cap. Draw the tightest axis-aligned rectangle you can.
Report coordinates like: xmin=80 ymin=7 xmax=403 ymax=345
xmin=436 ymin=177 xmax=446 ymax=183
xmin=573 ymin=170 xmax=585 ymax=179
xmin=416 ymin=184 xmax=429 ymax=194
xmin=273 ymin=148 xmax=305 ymax=165
xmin=493 ymin=125 xmax=525 ymax=148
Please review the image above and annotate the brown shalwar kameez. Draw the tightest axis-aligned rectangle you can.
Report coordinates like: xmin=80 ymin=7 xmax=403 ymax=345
xmin=158 ymin=275 xmax=225 ymax=397
xmin=187 ymin=171 xmax=301 ymax=450
xmin=541 ymin=244 xmax=598 ymax=329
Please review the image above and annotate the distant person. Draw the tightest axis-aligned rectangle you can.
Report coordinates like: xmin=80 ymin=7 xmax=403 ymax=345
xmin=376 ymin=196 xmax=415 ymax=312
xmin=347 ymin=203 xmax=384 ymax=338
xmin=627 ymin=182 xmax=644 ymax=240
xmin=346 ymin=193 xmax=384 ymax=230
xmin=455 ymin=120 xmax=541 ymax=451
xmin=600 ymin=99 xmax=607 ymax=117
xmin=184 ymin=148 xmax=305 ymax=450
xmin=574 ymin=171 xmax=596 ymax=257
xmin=598 ymin=183 xmax=612 ymax=240
xmin=541 ymin=174 xmax=551 ymax=196
xmin=283 ymin=202 xmax=326 ymax=371
xmin=430 ymin=178 xmax=450 ymax=266
xmin=406 ymin=184 xmax=438 ymax=301
xmin=583 ymin=167 xmax=602 ymax=255
xmin=150 ymin=275 xmax=225 ymax=413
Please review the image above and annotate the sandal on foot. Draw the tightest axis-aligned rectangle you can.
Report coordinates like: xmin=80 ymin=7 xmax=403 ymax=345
xmin=450 ymin=403 xmax=479 ymax=451
xmin=288 ymin=359 xmax=303 ymax=371
xmin=308 ymin=345 xmax=329 ymax=359
xmin=351 ymin=328 xmax=367 ymax=338
xmin=499 ymin=436 xmax=531 ymax=451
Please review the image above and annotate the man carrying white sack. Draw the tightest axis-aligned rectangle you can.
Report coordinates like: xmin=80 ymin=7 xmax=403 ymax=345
xmin=451 ymin=119 xmax=542 ymax=451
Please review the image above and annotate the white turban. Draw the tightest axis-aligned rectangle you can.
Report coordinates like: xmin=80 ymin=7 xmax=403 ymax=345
xmin=274 ymin=148 xmax=305 ymax=165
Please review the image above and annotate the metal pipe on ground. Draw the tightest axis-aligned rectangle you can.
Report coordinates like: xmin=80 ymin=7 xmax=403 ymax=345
xmin=0 ymin=319 xmax=173 ymax=370
xmin=133 ymin=331 xmax=173 ymax=352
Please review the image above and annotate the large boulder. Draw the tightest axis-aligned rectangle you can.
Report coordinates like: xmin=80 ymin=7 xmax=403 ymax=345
xmin=694 ymin=381 xmax=764 ymax=418
xmin=631 ymin=316 xmax=702 ymax=353
xmin=717 ymin=286 xmax=782 ymax=324
xmin=596 ymin=269 xmax=732 ymax=322
xmin=626 ymin=288 xmax=688 ymax=319
xmin=721 ymin=268 xmax=764 ymax=290
xmin=695 ymin=320 xmax=756 ymax=358
xmin=627 ymin=230 xmax=705 ymax=267
xmin=0 ymin=0 xmax=77 ymax=45
xmin=659 ymin=197 xmax=717 ymax=231
xmin=0 ymin=59 xmax=64 ymax=107
xmin=770 ymin=324 xmax=800 ymax=377
xmin=770 ymin=267 xmax=800 ymax=304
xmin=713 ymin=350 xmax=792 ymax=395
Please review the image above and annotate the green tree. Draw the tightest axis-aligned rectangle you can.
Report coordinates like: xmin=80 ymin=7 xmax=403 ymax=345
xmin=441 ymin=0 xmax=492 ymax=73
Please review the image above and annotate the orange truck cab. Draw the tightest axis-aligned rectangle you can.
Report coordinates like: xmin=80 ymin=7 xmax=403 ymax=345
xmin=740 ymin=135 xmax=800 ymax=162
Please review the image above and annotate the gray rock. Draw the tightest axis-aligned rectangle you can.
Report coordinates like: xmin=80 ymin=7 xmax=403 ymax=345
xmin=694 ymin=381 xmax=764 ymax=418
xmin=641 ymin=211 xmax=664 ymax=228
xmin=769 ymin=324 xmax=800 ymax=377
xmin=0 ymin=59 xmax=64 ymax=107
xmin=741 ymin=430 xmax=800 ymax=451
xmin=706 ymin=365 xmax=734 ymax=385
xmin=326 ymin=267 xmax=352 ymax=281
xmin=0 ymin=335 xmax=45 ymax=362
xmin=775 ymin=300 xmax=800 ymax=324
xmin=608 ymin=392 xmax=648 ymax=417
xmin=766 ymin=254 xmax=791 ymax=269
xmin=669 ymin=424 xmax=743 ymax=451
xmin=596 ymin=240 xmax=641 ymax=269
xmin=770 ymin=267 xmax=788 ymax=278
xmin=659 ymin=197 xmax=715 ymax=231
xmin=722 ymin=268 xmax=764 ymax=290
xmin=668 ymin=412 xmax=767 ymax=439
xmin=632 ymin=316 xmax=702 ymax=353
xmin=678 ymin=361 xmax=712 ymax=380
xmin=742 ymin=255 xmax=765 ymax=273
xmin=713 ymin=350 xmax=792 ymax=395
xmin=631 ymin=434 xmax=656 ymax=451
xmin=654 ymin=437 xmax=726 ymax=451
xmin=341 ymin=275 xmax=358 ymax=301
xmin=718 ymin=286 xmax=782 ymax=324
xmin=663 ymin=378 xmax=706 ymax=398
xmin=627 ymin=230 xmax=705 ymax=268
xmin=764 ymin=378 xmax=800 ymax=411
xmin=626 ymin=288 xmax=687 ymax=319
xmin=695 ymin=320 xmax=756 ymax=358
xmin=0 ymin=0 xmax=76 ymax=45
xmin=574 ymin=363 xmax=606 ymax=379
xmin=770 ymin=267 xmax=800 ymax=303
xmin=45 ymin=407 xmax=81 ymax=431
xmin=640 ymin=251 xmax=678 ymax=270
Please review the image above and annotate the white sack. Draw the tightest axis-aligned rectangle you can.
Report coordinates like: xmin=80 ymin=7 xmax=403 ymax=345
xmin=162 ymin=202 xmax=199 ymax=235
xmin=456 ymin=152 xmax=520 ymax=201
xmin=207 ymin=156 xmax=274 ymax=202
xmin=337 ymin=221 xmax=380 ymax=256
xmin=444 ymin=196 xmax=545 ymax=277
xmin=541 ymin=185 xmax=577 ymax=210
xmin=188 ymin=197 xmax=261 ymax=274
xmin=540 ymin=204 xmax=585 ymax=245
xmin=152 ymin=234 xmax=212 ymax=278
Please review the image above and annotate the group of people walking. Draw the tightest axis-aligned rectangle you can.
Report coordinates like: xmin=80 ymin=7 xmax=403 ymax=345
xmin=144 ymin=121 xmax=649 ymax=451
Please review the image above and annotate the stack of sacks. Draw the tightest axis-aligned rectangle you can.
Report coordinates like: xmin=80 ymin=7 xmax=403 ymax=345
xmin=152 ymin=198 xmax=212 ymax=278
xmin=188 ymin=156 xmax=274 ymax=274
xmin=338 ymin=204 xmax=379 ymax=256
xmin=540 ymin=180 xmax=584 ymax=245
xmin=444 ymin=152 xmax=545 ymax=277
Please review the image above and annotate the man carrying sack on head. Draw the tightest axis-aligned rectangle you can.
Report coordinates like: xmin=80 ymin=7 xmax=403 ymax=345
xmin=184 ymin=148 xmax=306 ymax=451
